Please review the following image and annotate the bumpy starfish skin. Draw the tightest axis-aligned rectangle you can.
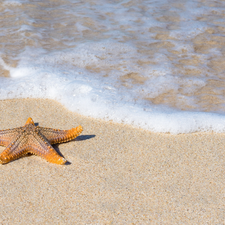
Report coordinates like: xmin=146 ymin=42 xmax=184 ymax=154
xmin=0 ymin=117 xmax=83 ymax=165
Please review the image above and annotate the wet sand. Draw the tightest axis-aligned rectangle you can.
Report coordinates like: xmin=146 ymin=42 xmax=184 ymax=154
xmin=0 ymin=98 xmax=224 ymax=224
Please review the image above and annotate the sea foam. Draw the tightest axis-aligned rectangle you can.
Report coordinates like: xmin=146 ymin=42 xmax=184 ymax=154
xmin=1 ymin=0 xmax=225 ymax=134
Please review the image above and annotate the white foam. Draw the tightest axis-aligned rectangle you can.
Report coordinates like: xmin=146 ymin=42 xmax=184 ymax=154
xmin=1 ymin=0 xmax=225 ymax=134
xmin=0 ymin=49 xmax=224 ymax=134
xmin=3 ymin=0 xmax=23 ymax=6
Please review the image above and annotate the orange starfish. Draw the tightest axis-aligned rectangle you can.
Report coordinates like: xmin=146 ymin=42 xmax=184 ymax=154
xmin=0 ymin=117 xmax=83 ymax=165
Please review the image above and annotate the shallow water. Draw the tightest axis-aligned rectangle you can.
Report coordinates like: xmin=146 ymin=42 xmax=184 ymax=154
xmin=1 ymin=0 xmax=225 ymax=133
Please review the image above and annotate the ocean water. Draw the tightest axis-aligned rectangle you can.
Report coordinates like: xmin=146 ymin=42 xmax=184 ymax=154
xmin=1 ymin=0 xmax=225 ymax=134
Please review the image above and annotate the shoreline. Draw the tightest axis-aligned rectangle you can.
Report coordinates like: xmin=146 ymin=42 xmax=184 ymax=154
xmin=0 ymin=98 xmax=224 ymax=224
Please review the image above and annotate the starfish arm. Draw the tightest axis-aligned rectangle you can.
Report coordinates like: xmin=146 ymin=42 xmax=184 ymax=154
xmin=39 ymin=125 xmax=83 ymax=145
xmin=26 ymin=131 xmax=67 ymax=165
xmin=25 ymin=117 xmax=35 ymax=125
xmin=0 ymin=128 xmax=22 ymax=147
xmin=0 ymin=134 xmax=29 ymax=164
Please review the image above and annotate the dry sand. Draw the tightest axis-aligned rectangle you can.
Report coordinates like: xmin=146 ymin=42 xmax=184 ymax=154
xmin=0 ymin=98 xmax=224 ymax=224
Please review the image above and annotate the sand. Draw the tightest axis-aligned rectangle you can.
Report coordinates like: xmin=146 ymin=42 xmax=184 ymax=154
xmin=0 ymin=98 xmax=224 ymax=224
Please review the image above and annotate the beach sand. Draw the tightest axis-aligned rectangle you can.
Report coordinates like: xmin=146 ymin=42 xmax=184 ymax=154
xmin=0 ymin=98 xmax=224 ymax=224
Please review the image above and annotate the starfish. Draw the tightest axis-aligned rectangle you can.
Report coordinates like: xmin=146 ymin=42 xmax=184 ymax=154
xmin=0 ymin=117 xmax=83 ymax=165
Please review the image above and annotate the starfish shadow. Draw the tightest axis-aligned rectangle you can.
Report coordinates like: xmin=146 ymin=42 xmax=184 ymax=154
xmin=72 ymin=135 xmax=95 ymax=141
xmin=53 ymin=135 xmax=95 ymax=165
xmin=52 ymin=145 xmax=71 ymax=165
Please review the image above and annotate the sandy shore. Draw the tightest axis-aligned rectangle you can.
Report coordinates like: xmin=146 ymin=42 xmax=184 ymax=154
xmin=0 ymin=98 xmax=224 ymax=224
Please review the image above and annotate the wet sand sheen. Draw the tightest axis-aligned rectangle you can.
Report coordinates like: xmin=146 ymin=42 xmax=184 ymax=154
xmin=0 ymin=98 xmax=224 ymax=224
